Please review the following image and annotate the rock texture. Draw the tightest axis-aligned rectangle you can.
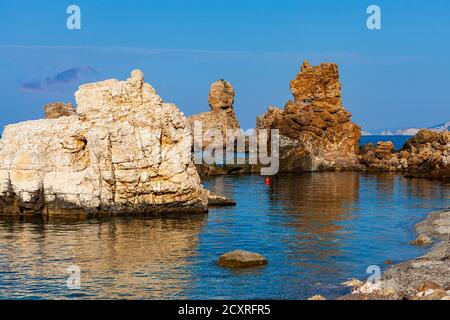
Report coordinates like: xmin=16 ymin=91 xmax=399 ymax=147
xmin=195 ymin=163 xmax=260 ymax=178
xmin=189 ymin=80 xmax=240 ymax=149
xmin=0 ymin=70 xmax=210 ymax=217
xmin=217 ymin=250 xmax=268 ymax=268
xmin=206 ymin=191 xmax=237 ymax=207
xmin=44 ymin=102 xmax=76 ymax=119
xmin=359 ymin=129 xmax=450 ymax=178
xmin=256 ymin=61 xmax=361 ymax=172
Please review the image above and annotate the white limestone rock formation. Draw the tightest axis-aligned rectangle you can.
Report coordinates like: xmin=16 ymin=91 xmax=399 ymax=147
xmin=0 ymin=70 xmax=209 ymax=217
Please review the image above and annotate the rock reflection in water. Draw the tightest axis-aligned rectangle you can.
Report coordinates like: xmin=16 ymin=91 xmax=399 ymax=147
xmin=0 ymin=173 xmax=449 ymax=299
xmin=267 ymin=172 xmax=360 ymax=232
xmin=265 ymin=172 xmax=360 ymax=269
xmin=0 ymin=215 xmax=207 ymax=299
xmin=201 ymin=172 xmax=448 ymax=299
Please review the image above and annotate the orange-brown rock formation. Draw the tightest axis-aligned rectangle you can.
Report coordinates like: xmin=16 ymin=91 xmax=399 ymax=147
xmin=359 ymin=130 xmax=450 ymax=178
xmin=257 ymin=60 xmax=361 ymax=172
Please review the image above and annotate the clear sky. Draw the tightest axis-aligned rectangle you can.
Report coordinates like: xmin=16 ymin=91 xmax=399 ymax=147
xmin=1 ymin=0 xmax=449 ymax=132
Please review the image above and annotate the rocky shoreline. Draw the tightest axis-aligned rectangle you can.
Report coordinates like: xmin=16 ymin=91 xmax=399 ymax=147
xmin=359 ymin=130 xmax=450 ymax=178
xmin=339 ymin=208 xmax=450 ymax=300
xmin=0 ymin=60 xmax=448 ymax=300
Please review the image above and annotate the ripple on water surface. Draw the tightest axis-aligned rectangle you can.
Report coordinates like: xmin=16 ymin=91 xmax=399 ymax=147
xmin=0 ymin=172 xmax=449 ymax=299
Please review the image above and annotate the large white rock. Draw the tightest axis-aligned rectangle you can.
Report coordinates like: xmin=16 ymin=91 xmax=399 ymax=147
xmin=0 ymin=70 xmax=208 ymax=217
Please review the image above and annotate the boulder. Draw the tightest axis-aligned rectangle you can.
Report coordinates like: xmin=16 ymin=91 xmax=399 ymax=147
xmin=256 ymin=60 xmax=361 ymax=172
xmin=410 ymin=234 xmax=433 ymax=246
xmin=341 ymin=279 xmax=364 ymax=287
xmin=217 ymin=250 xmax=268 ymax=268
xmin=0 ymin=70 xmax=210 ymax=217
xmin=206 ymin=190 xmax=236 ymax=207
xmin=44 ymin=102 xmax=76 ymax=119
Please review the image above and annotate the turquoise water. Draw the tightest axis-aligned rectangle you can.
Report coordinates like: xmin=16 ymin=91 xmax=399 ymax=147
xmin=0 ymin=172 xmax=448 ymax=299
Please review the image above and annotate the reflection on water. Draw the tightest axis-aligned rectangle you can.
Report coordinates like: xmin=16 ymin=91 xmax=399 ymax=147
xmin=0 ymin=216 xmax=207 ymax=299
xmin=0 ymin=173 xmax=449 ymax=299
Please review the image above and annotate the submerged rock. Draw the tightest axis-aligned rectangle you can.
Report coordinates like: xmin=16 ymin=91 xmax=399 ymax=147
xmin=206 ymin=191 xmax=236 ymax=207
xmin=256 ymin=60 xmax=361 ymax=172
xmin=0 ymin=70 xmax=210 ymax=217
xmin=410 ymin=234 xmax=433 ymax=246
xmin=195 ymin=163 xmax=260 ymax=178
xmin=217 ymin=250 xmax=268 ymax=268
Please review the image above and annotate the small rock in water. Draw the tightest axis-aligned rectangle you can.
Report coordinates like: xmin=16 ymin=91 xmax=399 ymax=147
xmin=307 ymin=295 xmax=326 ymax=301
xmin=207 ymin=192 xmax=236 ymax=207
xmin=341 ymin=279 xmax=363 ymax=287
xmin=384 ymin=260 xmax=394 ymax=265
xmin=217 ymin=250 xmax=268 ymax=268
xmin=410 ymin=234 xmax=433 ymax=246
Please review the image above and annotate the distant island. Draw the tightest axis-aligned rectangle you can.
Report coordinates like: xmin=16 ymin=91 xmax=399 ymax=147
xmin=363 ymin=121 xmax=450 ymax=136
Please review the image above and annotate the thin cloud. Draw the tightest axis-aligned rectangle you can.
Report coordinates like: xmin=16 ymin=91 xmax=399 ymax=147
xmin=1 ymin=45 xmax=425 ymax=64
xmin=20 ymin=66 xmax=96 ymax=93
xmin=0 ymin=44 xmax=242 ymax=56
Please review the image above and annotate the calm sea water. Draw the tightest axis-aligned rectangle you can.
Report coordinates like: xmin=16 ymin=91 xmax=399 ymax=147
xmin=360 ymin=135 xmax=413 ymax=150
xmin=0 ymin=172 xmax=448 ymax=300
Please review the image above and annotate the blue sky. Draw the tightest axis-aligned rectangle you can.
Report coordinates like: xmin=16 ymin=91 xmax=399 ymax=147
xmin=0 ymin=0 xmax=449 ymax=132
